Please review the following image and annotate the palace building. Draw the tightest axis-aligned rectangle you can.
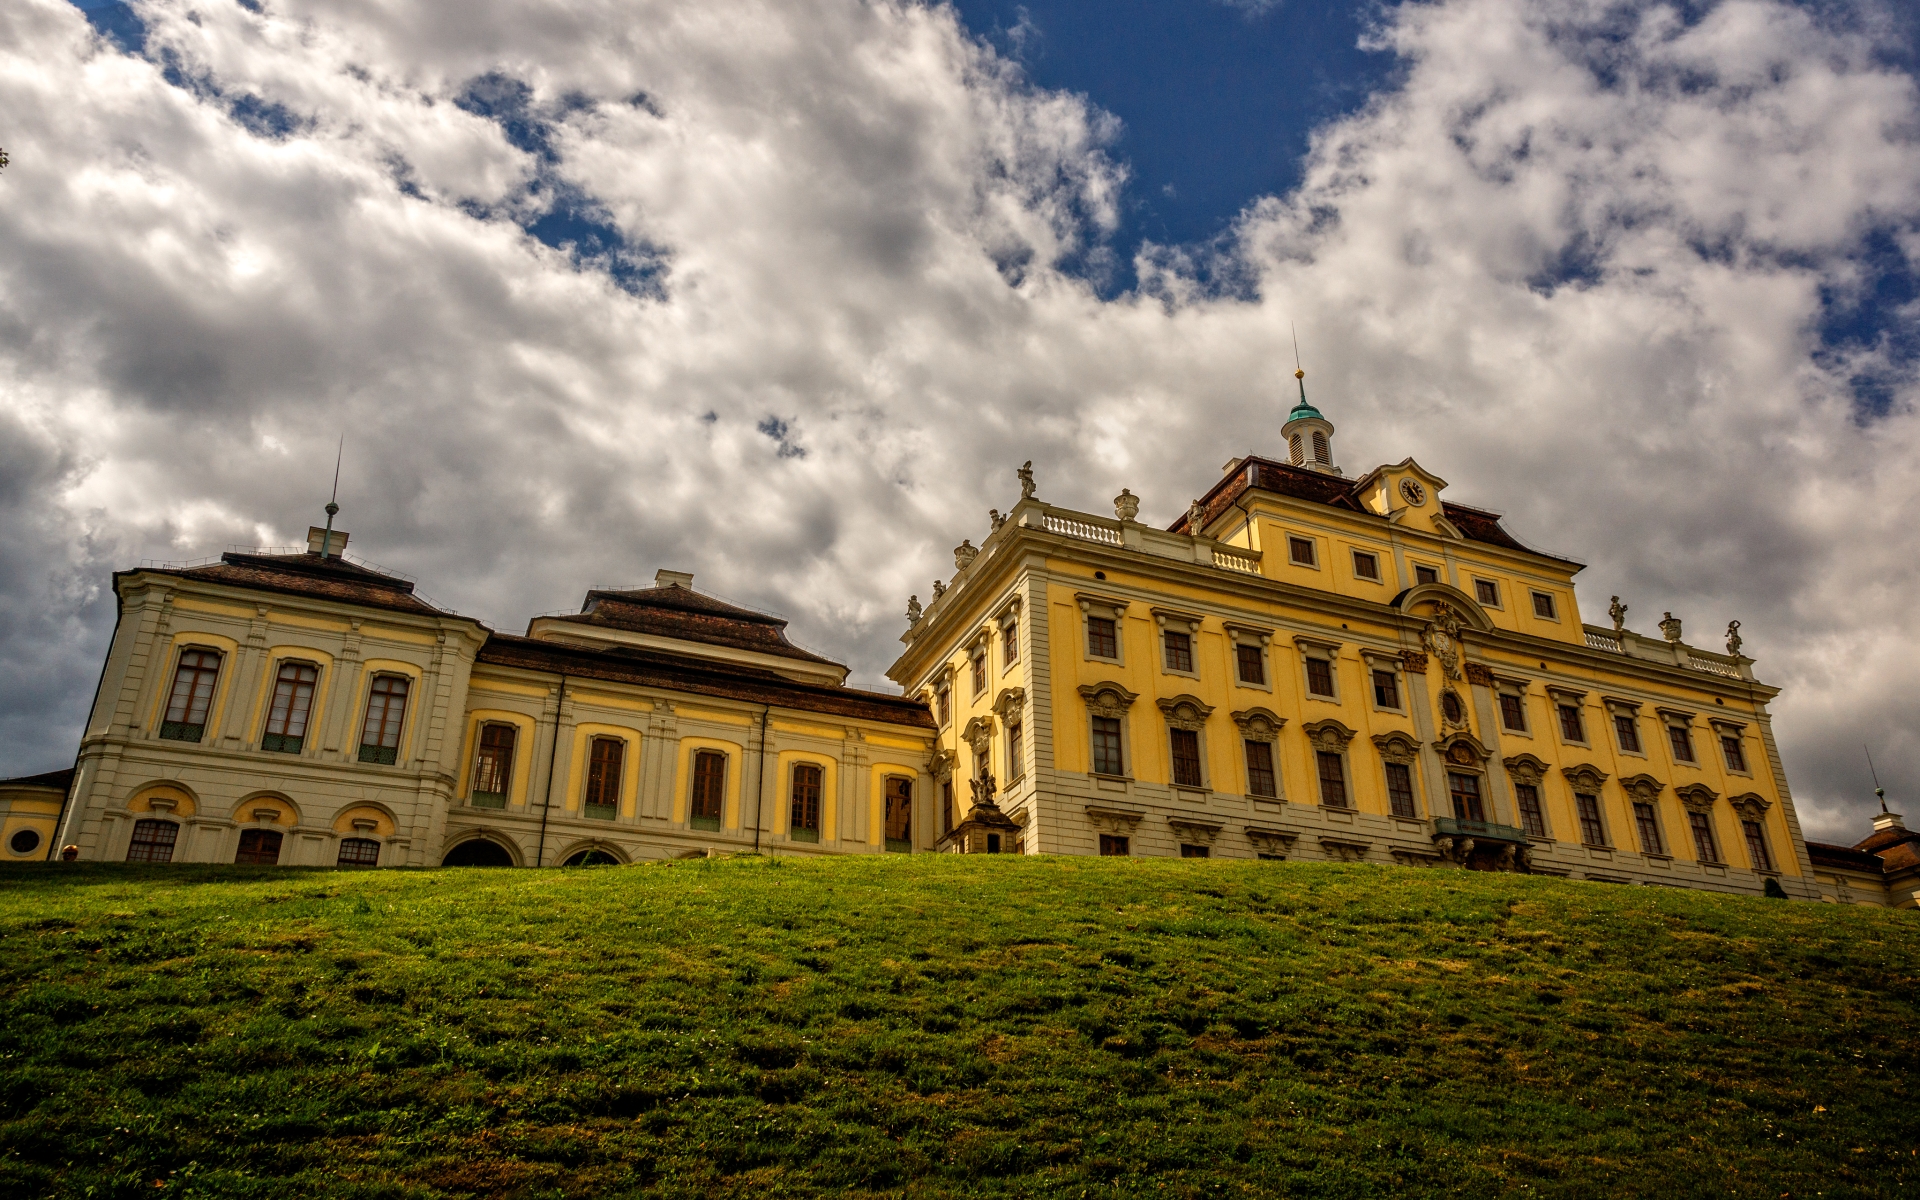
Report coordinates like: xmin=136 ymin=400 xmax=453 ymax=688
xmin=18 ymin=375 xmax=1913 ymax=905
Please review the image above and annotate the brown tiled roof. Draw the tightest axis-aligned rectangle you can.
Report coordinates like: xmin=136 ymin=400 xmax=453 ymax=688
xmin=130 ymin=551 xmax=453 ymax=618
xmin=0 ymin=768 xmax=73 ymax=793
xmin=1808 ymin=841 xmax=1887 ymax=872
xmin=543 ymin=584 xmax=842 ymax=667
xmin=478 ymin=633 xmax=934 ymax=728
xmin=1856 ymin=823 xmax=1920 ymax=873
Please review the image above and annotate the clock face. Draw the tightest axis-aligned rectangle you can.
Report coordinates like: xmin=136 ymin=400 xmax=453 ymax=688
xmin=1399 ymin=478 xmax=1427 ymax=506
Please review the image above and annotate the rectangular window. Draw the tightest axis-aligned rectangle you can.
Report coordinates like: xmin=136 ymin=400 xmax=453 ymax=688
xmin=1316 ymin=751 xmax=1349 ymax=808
xmin=1180 ymin=843 xmax=1211 ymax=858
xmin=1288 ymin=536 xmax=1317 ymax=566
xmin=1689 ymin=811 xmax=1720 ymax=863
xmin=1091 ymin=716 xmax=1125 ymax=776
xmin=262 ymin=661 xmax=318 ymax=753
xmin=789 ymin=762 xmax=822 ymax=842
xmin=1499 ymin=692 xmax=1527 ymax=732
xmin=1615 ymin=713 xmax=1642 ymax=753
xmin=1667 ymin=724 xmax=1696 ymax=763
xmin=1415 ymin=565 xmax=1439 ymax=585
xmin=1531 ymin=591 xmax=1558 ymax=620
xmin=1007 ymin=721 xmax=1023 ymax=780
xmin=1448 ymin=772 xmax=1486 ymax=823
xmin=1099 ymin=833 xmax=1130 ymax=856
xmin=1385 ymin=762 xmax=1417 ymax=818
xmin=690 ymin=749 xmax=726 ymax=830
xmin=1743 ymin=820 xmax=1773 ymax=872
xmin=336 ymin=837 xmax=381 ymax=867
xmin=1515 ymin=783 xmax=1547 ymax=838
xmin=941 ymin=780 xmax=955 ymax=836
xmin=1721 ymin=735 xmax=1748 ymax=773
xmin=1170 ymin=729 xmax=1203 ymax=789
xmin=126 ymin=818 xmax=178 ymax=863
xmin=584 ymin=737 xmax=624 ymax=818
xmin=1371 ymin=669 xmax=1400 ymax=709
xmin=161 ymin=648 xmax=222 ymax=742
xmin=936 ymin=687 xmax=951 ymax=726
xmin=884 ymin=777 xmax=913 ymax=852
xmin=1352 ymin=550 xmax=1380 ymax=581
xmin=1473 ymin=578 xmax=1500 ymax=607
xmin=1306 ymin=657 xmax=1336 ymax=698
xmin=1633 ymin=801 xmax=1664 ymax=855
xmin=235 ymin=828 xmax=283 ymax=866
xmin=1557 ymin=703 xmax=1586 ymax=743
xmin=1087 ymin=615 xmax=1118 ymax=659
xmin=1002 ymin=617 xmax=1019 ymax=664
xmin=1235 ymin=643 xmax=1265 ymax=685
xmin=1244 ymin=740 xmax=1277 ymax=798
xmin=471 ymin=722 xmax=517 ymax=807
xmin=1576 ymin=793 xmax=1607 ymax=845
xmin=1163 ymin=630 xmax=1194 ymax=673
xmin=971 ymin=653 xmax=986 ymax=696
xmin=357 ymin=675 xmax=410 ymax=765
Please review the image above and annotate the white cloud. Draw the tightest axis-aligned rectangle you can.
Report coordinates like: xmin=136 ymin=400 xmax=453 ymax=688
xmin=0 ymin=0 xmax=1915 ymax=842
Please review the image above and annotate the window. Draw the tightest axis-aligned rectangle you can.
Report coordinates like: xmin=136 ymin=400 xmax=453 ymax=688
xmin=1180 ymin=843 xmax=1211 ymax=858
xmin=884 ymin=777 xmax=913 ymax=852
xmin=1289 ymin=433 xmax=1304 ymax=464
xmin=1721 ymin=734 xmax=1748 ymax=773
xmin=941 ymin=780 xmax=955 ymax=835
xmin=1316 ymin=751 xmax=1349 ymax=808
xmin=1002 ymin=616 xmax=1019 ymax=664
xmin=1372 ymin=670 xmax=1401 ymax=710
xmin=1007 ymin=721 xmax=1023 ymax=780
xmin=1441 ymin=691 xmax=1466 ymax=725
xmin=471 ymin=723 xmax=517 ymax=808
xmin=1235 ymin=643 xmax=1265 ymax=686
xmin=1099 ymin=834 xmax=1130 ymax=856
xmin=358 ymin=675 xmax=410 ymax=765
xmin=936 ymin=686 xmax=951 ymax=726
xmin=1633 ymin=802 xmax=1664 ymax=855
xmin=1311 ymin=431 xmax=1330 ymax=463
xmin=1742 ymin=820 xmax=1773 ymax=871
xmin=690 ymin=750 xmax=726 ymax=830
xmin=971 ymin=653 xmax=987 ymax=696
xmin=1091 ymin=716 xmax=1125 ymax=776
xmin=1288 ymin=536 xmax=1317 ymax=567
xmin=790 ymin=763 xmax=823 ymax=842
xmin=1170 ymin=729 xmax=1203 ymax=789
xmin=584 ymin=737 xmax=624 ymax=819
xmin=1352 ymin=551 xmax=1380 ymax=581
xmin=1473 ymin=578 xmax=1500 ymax=607
xmin=161 ymin=648 xmax=222 ymax=742
xmin=126 ymin=818 xmax=178 ymax=863
xmin=1515 ymin=783 xmax=1547 ymax=838
xmin=1614 ymin=714 xmax=1642 ymax=753
xmin=337 ymin=837 xmax=381 ymax=867
xmin=9 ymin=828 xmax=41 ymax=856
xmin=1087 ymin=615 xmax=1119 ymax=659
xmin=1667 ymin=723 xmax=1696 ymax=763
xmin=1576 ymin=793 xmax=1607 ymax=845
xmin=235 ymin=828 xmax=283 ymax=865
xmin=1557 ymin=703 xmax=1586 ymax=743
xmin=1163 ymin=630 xmax=1194 ymax=673
xmin=1415 ymin=565 xmax=1439 ymax=586
xmin=1386 ymin=762 xmax=1417 ymax=818
xmin=1531 ymin=591 xmax=1558 ymax=620
xmin=1688 ymin=811 xmax=1720 ymax=863
xmin=1448 ymin=772 xmax=1486 ymax=822
xmin=1244 ymin=740 xmax=1277 ymax=798
xmin=1305 ymin=657 xmax=1336 ymax=698
xmin=1499 ymin=692 xmax=1527 ymax=732
xmin=262 ymin=661 xmax=318 ymax=753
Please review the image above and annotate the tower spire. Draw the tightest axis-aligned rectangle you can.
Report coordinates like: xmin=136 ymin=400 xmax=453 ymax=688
xmin=1280 ymin=327 xmax=1338 ymax=474
xmin=320 ymin=436 xmax=342 ymax=559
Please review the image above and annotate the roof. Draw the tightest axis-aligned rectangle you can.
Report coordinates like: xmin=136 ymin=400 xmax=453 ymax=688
xmin=1807 ymin=841 xmax=1887 ymax=873
xmin=543 ymin=584 xmax=842 ymax=668
xmin=0 ymin=768 xmax=73 ymax=793
xmin=1855 ymin=822 xmax=1920 ymax=874
xmin=129 ymin=551 xmax=455 ymax=618
xmin=478 ymin=633 xmax=933 ymax=728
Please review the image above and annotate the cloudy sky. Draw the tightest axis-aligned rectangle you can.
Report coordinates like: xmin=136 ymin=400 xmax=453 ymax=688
xmin=3 ymin=0 xmax=1916 ymax=841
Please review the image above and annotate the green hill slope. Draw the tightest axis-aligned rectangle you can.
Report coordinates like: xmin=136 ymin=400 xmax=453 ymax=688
xmin=1 ymin=856 xmax=1914 ymax=1198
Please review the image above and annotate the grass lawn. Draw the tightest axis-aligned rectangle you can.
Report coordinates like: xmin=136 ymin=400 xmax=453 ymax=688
xmin=0 ymin=855 xmax=1915 ymax=1198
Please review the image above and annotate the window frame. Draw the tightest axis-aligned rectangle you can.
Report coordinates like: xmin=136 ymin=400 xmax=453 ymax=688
xmin=1224 ymin=624 xmax=1272 ymax=691
xmin=1006 ymin=720 xmax=1024 ymax=783
xmin=1243 ymin=738 xmax=1279 ymax=799
xmin=1078 ymin=595 xmax=1129 ymax=666
xmin=1365 ymin=655 xmax=1404 ymax=712
xmin=583 ymin=735 xmax=626 ymax=820
xmin=1687 ymin=810 xmax=1721 ymax=864
xmin=1575 ymin=792 xmax=1608 ymax=847
xmin=357 ymin=673 xmax=412 ymax=766
xmin=1447 ymin=771 xmax=1487 ymax=823
xmin=336 ymin=836 xmax=381 ymax=867
xmin=1090 ymin=715 xmax=1126 ymax=777
xmin=970 ymin=650 xmax=987 ymax=698
xmin=1296 ymin=634 xmax=1343 ymax=702
xmin=1413 ymin=564 xmax=1441 ymax=586
xmin=1315 ymin=749 xmax=1351 ymax=809
xmin=1607 ymin=700 xmax=1644 ymax=756
xmin=1472 ymin=577 xmax=1502 ymax=609
xmin=1549 ymin=688 xmax=1588 ymax=746
xmin=1099 ymin=833 xmax=1130 ymax=856
xmin=159 ymin=646 xmax=224 ymax=743
xmin=126 ymin=818 xmax=179 ymax=863
xmin=1350 ymin=549 xmax=1381 ymax=582
xmin=1632 ymin=800 xmax=1666 ymax=856
xmin=788 ymin=761 xmax=824 ymax=843
xmin=1660 ymin=711 xmax=1698 ymax=764
xmin=1287 ymin=535 xmax=1319 ymax=569
xmin=1000 ymin=612 xmax=1020 ymax=667
xmin=883 ymin=775 xmax=914 ymax=853
xmin=1712 ymin=720 xmax=1751 ymax=774
xmin=689 ymin=748 xmax=728 ymax=831
xmin=261 ymin=659 xmax=320 ymax=754
xmin=235 ymin=827 xmax=284 ymax=865
xmin=1086 ymin=614 xmax=1120 ymax=661
xmin=1530 ymin=590 xmax=1559 ymax=621
xmin=1742 ymin=818 xmax=1774 ymax=872
xmin=470 ymin=721 xmax=519 ymax=808
xmin=1514 ymin=782 xmax=1548 ymax=838
xmin=1385 ymin=761 xmax=1418 ymax=819
xmin=1497 ymin=687 xmax=1529 ymax=734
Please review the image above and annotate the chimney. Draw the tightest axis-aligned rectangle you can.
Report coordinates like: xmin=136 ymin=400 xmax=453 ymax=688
xmin=1872 ymin=810 xmax=1906 ymax=834
xmin=655 ymin=569 xmax=694 ymax=589
xmin=307 ymin=526 xmax=349 ymax=557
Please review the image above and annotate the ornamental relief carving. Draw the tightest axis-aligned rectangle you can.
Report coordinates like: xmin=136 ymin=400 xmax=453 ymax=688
xmin=1729 ymin=792 xmax=1772 ymax=820
xmin=1619 ymin=773 xmax=1665 ymax=805
xmin=1244 ymin=827 xmax=1298 ymax=856
xmin=1502 ymin=752 xmax=1551 ymax=786
xmin=929 ymin=748 xmax=957 ymax=782
xmin=1168 ymin=818 xmax=1223 ymax=845
xmin=1077 ymin=682 xmax=1138 ymax=720
xmin=1401 ymin=650 xmax=1429 ymax=675
xmin=1302 ymin=718 xmax=1357 ymax=750
xmin=1230 ymin=707 xmax=1286 ymax=741
xmin=1561 ymin=764 xmax=1610 ymax=792
xmin=1085 ymin=805 xmax=1144 ymax=833
xmin=1463 ymin=662 xmax=1495 ymax=688
xmin=993 ymin=687 xmax=1027 ymax=724
xmin=1156 ymin=694 xmax=1214 ymax=732
xmin=1422 ymin=604 xmax=1467 ymax=680
xmin=962 ymin=716 xmax=994 ymax=761
xmin=1372 ymin=733 xmax=1420 ymax=766
xmin=1439 ymin=687 xmax=1470 ymax=729
xmin=1675 ymin=783 xmax=1719 ymax=812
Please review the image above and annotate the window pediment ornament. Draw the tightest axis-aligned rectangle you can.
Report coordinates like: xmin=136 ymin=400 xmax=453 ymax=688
xmin=929 ymin=748 xmax=957 ymax=781
xmin=962 ymin=716 xmax=994 ymax=760
xmin=1076 ymin=593 xmax=1130 ymax=618
xmin=1151 ymin=607 xmax=1203 ymax=633
xmin=1561 ymin=763 xmax=1610 ymax=792
xmin=1085 ymin=805 xmax=1144 ymax=833
xmin=1078 ymin=682 xmax=1139 ymax=719
xmin=1546 ymin=684 xmax=1587 ymax=705
xmin=1302 ymin=718 xmax=1357 ymax=750
xmin=1168 ymin=817 xmax=1223 ymax=844
xmin=1293 ymin=633 xmax=1343 ymax=656
xmin=1729 ymin=792 xmax=1772 ymax=820
xmin=1619 ymin=773 xmax=1665 ymax=804
xmin=1223 ymin=621 xmax=1273 ymax=647
xmin=1434 ymin=732 xmax=1492 ymax=767
xmin=1675 ymin=783 xmax=1719 ymax=812
xmin=993 ymin=687 xmax=1027 ymax=724
xmin=1244 ymin=826 xmax=1298 ymax=856
xmin=1231 ymin=707 xmax=1286 ymax=741
xmin=1372 ymin=732 xmax=1420 ymax=765
xmin=1502 ymin=752 xmax=1551 ymax=786
xmin=1603 ymin=695 xmax=1642 ymax=714
xmin=1656 ymin=707 xmax=1695 ymax=726
xmin=1156 ymin=694 xmax=1214 ymax=732
xmin=1709 ymin=717 xmax=1747 ymax=736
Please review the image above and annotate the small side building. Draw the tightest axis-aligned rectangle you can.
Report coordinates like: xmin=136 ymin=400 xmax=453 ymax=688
xmin=1807 ymin=808 xmax=1920 ymax=908
xmin=0 ymin=768 xmax=71 ymax=862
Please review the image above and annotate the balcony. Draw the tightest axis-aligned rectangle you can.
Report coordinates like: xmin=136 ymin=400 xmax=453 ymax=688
xmin=1432 ymin=817 xmax=1528 ymax=845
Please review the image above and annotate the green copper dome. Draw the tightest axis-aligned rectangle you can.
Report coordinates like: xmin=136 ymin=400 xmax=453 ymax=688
xmin=1285 ymin=369 xmax=1322 ymax=422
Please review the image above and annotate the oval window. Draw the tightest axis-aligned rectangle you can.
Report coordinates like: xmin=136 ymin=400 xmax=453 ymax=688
xmin=9 ymin=828 xmax=41 ymax=855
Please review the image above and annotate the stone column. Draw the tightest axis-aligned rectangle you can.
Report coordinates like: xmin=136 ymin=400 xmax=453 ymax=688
xmin=1404 ymin=652 xmax=1449 ymax=818
xmin=1465 ymin=663 xmax=1515 ymax=825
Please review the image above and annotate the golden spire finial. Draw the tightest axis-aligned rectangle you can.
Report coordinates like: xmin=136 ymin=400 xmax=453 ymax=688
xmin=1295 ymin=368 xmax=1304 ymax=380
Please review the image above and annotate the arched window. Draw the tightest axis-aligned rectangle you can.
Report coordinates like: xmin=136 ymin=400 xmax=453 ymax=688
xmin=126 ymin=818 xmax=178 ymax=863
xmin=263 ymin=661 xmax=319 ymax=753
xmin=563 ymin=848 xmax=620 ymax=866
xmin=1312 ymin=431 xmax=1330 ymax=463
xmin=337 ymin=837 xmax=381 ymax=867
xmin=358 ymin=675 xmax=410 ymax=765
xmin=442 ymin=839 xmax=513 ymax=867
xmin=884 ymin=777 xmax=913 ymax=853
xmin=790 ymin=763 xmax=823 ymax=843
xmin=690 ymin=750 xmax=726 ymax=831
xmin=471 ymin=722 xmax=517 ymax=808
xmin=161 ymin=648 xmax=222 ymax=742
xmin=235 ymin=828 xmax=283 ymax=865
xmin=584 ymin=737 xmax=624 ymax=819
